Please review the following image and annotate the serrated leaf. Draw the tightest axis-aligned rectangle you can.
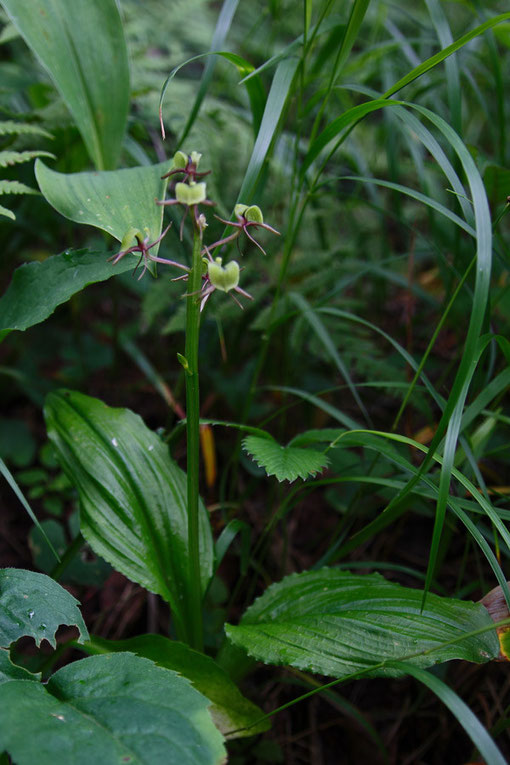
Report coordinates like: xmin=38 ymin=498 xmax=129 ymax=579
xmin=0 ymin=648 xmax=39 ymax=683
xmin=82 ymin=634 xmax=269 ymax=739
xmin=225 ymin=569 xmax=499 ymax=678
xmin=44 ymin=390 xmax=214 ymax=643
xmin=0 ymin=568 xmax=89 ymax=648
xmin=0 ymin=180 xmax=38 ymax=195
xmin=0 ymin=653 xmax=226 ymax=765
xmin=0 ymin=120 xmax=52 ymax=138
xmin=1 ymin=0 xmax=129 ymax=169
xmin=242 ymin=434 xmax=329 ymax=482
xmin=0 ymin=248 xmax=136 ymax=342
xmin=35 ymin=160 xmax=170 ymax=261
xmin=0 ymin=149 xmax=54 ymax=167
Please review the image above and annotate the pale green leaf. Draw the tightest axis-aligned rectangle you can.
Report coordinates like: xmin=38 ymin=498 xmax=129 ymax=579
xmin=226 ymin=569 xmax=499 ymax=678
xmin=1 ymin=0 xmax=129 ymax=169
xmin=82 ymin=634 xmax=269 ymax=739
xmin=0 ymin=204 xmax=15 ymax=220
xmin=0 ymin=653 xmax=226 ymax=765
xmin=242 ymin=434 xmax=329 ymax=483
xmin=35 ymin=160 xmax=170 ymax=259
xmin=0 ymin=568 xmax=89 ymax=648
xmin=0 ymin=248 xmax=136 ymax=343
xmin=44 ymin=390 xmax=214 ymax=644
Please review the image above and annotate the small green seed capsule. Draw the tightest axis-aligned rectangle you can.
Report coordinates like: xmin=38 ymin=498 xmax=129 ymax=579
xmin=172 ymin=150 xmax=188 ymax=169
xmin=190 ymin=151 xmax=202 ymax=167
xmin=175 ymin=181 xmax=207 ymax=205
xmin=234 ymin=203 xmax=249 ymax=218
xmin=208 ymin=257 xmax=240 ymax=292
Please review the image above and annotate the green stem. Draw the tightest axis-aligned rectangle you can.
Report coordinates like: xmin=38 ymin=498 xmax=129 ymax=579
xmin=184 ymin=222 xmax=204 ymax=651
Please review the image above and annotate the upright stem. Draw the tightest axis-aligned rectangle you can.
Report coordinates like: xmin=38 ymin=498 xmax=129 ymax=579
xmin=184 ymin=222 xmax=204 ymax=651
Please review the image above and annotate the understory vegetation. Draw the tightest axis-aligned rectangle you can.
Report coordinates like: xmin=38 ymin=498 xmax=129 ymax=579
xmin=0 ymin=1 xmax=509 ymax=763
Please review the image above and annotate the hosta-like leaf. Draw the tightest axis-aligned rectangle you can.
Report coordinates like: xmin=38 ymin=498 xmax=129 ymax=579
xmin=1 ymin=0 xmax=129 ymax=169
xmin=226 ymin=569 xmax=499 ymax=678
xmin=242 ymin=434 xmax=329 ymax=482
xmin=0 ymin=568 xmax=89 ymax=648
xmin=0 ymin=653 xmax=226 ymax=765
xmin=0 ymin=249 xmax=136 ymax=342
xmin=44 ymin=390 xmax=214 ymax=642
xmin=83 ymin=634 xmax=269 ymax=738
xmin=35 ymin=160 xmax=170 ymax=261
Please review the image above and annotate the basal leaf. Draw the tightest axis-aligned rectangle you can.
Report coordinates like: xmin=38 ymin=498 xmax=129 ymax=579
xmin=0 ymin=568 xmax=89 ymax=648
xmin=0 ymin=653 xmax=226 ymax=765
xmin=82 ymin=634 xmax=269 ymax=738
xmin=226 ymin=569 xmax=499 ymax=678
xmin=0 ymin=249 xmax=136 ymax=343
xmin=242 ymin=434 xmax=329 ymax=482
xmin=35 ymin=160 xmax=170 ymax=259
xmin=44 ymin=390 xmax=214 ymax=643
xmin=1 ymin=0 xmax=130 ymax=169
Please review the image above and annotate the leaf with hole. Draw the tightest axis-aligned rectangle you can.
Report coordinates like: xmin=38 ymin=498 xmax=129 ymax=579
xmin=0 ymin=568 xmax=89 ymax=648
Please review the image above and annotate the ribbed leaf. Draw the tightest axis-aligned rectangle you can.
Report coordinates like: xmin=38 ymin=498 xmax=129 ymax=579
xmin=1 ymin=0 xmax=130 ymax=169
xmin=242 ymin=435 xmax=329 ymax=483
xmin=82 ymin=634 xmax=269 ymax=739
xmin=0 ymin=653 xmax=226 ymax=765
xmin=44 ymin=390 xmax=214 ymax=642
xmin=0 ymin=248 xmax=136 ymax=343
xmin=0 ymin=568 xmax=89 ymax=649
xmin=35 ymin=160 xmax=169 ymax=260
xmin=226 ymin=569 xmax=499 ymax=678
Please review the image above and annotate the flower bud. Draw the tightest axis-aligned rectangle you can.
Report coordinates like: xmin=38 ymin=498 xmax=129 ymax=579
xmin=234 ymin=203 xmax=264 ymax=223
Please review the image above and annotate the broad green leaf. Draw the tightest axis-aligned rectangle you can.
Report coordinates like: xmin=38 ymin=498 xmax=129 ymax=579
xmin=82 ymin=634 xmax=269 ymax=738
xmin=225 ymin=569 xmax=499 ymax=678
xmin=0 ymin=249 xmax=136 ymax=343
xmin=242 ymin=435 xmax=329 ymax=483
xmin=0 ymin=648 xmax=39 ymax=683
xmin=44 ymin=390 xmax=214 ymax=643
xmin=1 ymin=0 xmax=130 ymax=169
xmin=0 ymin=568 xmax=89 ymax=648
xmin=35 ymin=160 xmax=170 ymax=258
xmin=0 ymin=653 xmax=226 ymax=765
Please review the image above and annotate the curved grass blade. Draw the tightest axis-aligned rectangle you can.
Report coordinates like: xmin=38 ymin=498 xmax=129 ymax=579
xmin=159 ymin=51 xmax=266 ymax=141
xmin=178 ymin=0 xmax=243 ymax=144
xmin=0 ymin=459 xmax=59 ymax=562
xmin=389 ymin=662 xmax=506 ymax=765
xmin=424 ymin=0 xmax=461 ymax=134
xmin=382 ymin=12 xmax=510 ymax=100
xmin=289 ymin=291 xmax=371 ymax=424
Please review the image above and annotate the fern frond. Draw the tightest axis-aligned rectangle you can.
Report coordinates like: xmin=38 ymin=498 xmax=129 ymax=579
xmin=0 ymin=203 xmax=15 ymax=220
xmin=0 ymin=120 xmax=53 ymax=139
xmin=0 ymin=180 xmax=39 ymax=195
xmin=0 ymin=149 xmax=55 ymax=168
